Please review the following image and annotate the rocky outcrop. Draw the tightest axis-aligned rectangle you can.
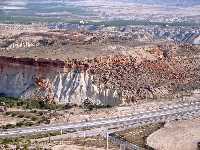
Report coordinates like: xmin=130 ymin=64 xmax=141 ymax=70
xmin=0 ymin=43 xmax=200 ymax=105
xmin=0 ymin=56 xmax=120 ymax=106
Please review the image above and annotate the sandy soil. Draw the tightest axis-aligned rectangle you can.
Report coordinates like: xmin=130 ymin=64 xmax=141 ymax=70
xmin=147 ymin=118 xmax=200 ymax=150
xmin=33 ymin=136 xmax=118 ymax=150
xmin=49 ymin=94 xmax=200 ymax=124
xmin=52 ymin=145 xmax=107 ymax=150
xmin=0 ymin=114 xmax=22 ymax=126
xmin=117 ymin=123 xmax=164 ymax=148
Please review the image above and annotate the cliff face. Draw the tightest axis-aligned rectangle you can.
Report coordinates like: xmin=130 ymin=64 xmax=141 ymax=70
xmin=0 ymin=43 xmax=199 ymax=106
xmin=0 ymin=56 xmax=120 ymax=106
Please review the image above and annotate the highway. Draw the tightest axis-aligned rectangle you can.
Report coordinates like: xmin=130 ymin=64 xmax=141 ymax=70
xmin=1 ymin=101 xmax=200 ymax=138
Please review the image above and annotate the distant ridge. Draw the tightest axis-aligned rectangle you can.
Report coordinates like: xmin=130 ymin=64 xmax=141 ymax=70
xmin=125 ymin=0 xmax=200 ymax=6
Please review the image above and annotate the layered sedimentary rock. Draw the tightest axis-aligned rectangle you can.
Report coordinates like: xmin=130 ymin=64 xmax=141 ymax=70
xmin=0 ymin=56 xmax=120 ymax=106
xmin=0 ymin=43 xmax=200 ymax=105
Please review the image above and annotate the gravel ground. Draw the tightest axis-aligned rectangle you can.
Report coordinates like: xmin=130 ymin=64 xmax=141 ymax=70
xmin=116 ymin=123 xmax=164 ymax=148
xmin=49 ymin=94 xmax=200 ymax=124
xmin=33 ymin=136 xmax=118 ymax=150
xmin=0 ymin=114 xmax=23 ymax=126
xmin=147 ymin=118 xmax=200 ymax=150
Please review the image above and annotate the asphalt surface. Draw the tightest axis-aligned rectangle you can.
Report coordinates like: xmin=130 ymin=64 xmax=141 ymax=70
xmin=1 ymin=101 xmax=200 ymax=138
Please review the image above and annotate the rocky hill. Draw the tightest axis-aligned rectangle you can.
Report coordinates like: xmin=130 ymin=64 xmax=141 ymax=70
xmin=0 ymin=42 xmax=199 ymax=105
xmin=0 ymin=56 xmax=121 ymax=106
xmin=0 ymin=24 xmax=200 ymax=106
xmin=126 ymin=0 xmax=200 ymax=6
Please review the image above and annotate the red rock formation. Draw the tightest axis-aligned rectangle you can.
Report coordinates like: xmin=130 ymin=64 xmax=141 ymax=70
xmin=0 ymin=44 xmax=199 ymax=104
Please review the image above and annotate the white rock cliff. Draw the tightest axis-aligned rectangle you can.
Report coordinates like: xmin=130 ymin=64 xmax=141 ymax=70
xmin=0 ymin=57 xmax=121 ymax=106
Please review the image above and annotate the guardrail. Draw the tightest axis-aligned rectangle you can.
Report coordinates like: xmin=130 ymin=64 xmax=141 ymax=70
xmin=1 ymin=103 xmax=200 ymax=138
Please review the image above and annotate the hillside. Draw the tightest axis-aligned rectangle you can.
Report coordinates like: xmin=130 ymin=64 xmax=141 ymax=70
xmin=125 ymin=0 xmax=200 ymax=6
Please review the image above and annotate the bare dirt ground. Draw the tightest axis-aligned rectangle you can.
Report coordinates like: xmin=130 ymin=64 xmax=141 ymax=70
xmin=0 ymin=38 xmax=157 ymax=60
xmin=0 ymin=114 xmax=23 ymax=126
xmin=147 ymin=118 xmax=200 ymax=150
xmin=117 ymin=123 xmax=164 ymax=148
xmin=33 ymin=136 xmax=118 ymax=150
xmin=49 ymin=93 xmax=200 ymax=124
xmin=52 ymin=145 xmax=110 ymax=150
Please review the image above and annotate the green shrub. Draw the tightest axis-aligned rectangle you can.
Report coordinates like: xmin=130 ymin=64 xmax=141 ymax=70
xmin=31 ymin=116 xmax=38 ymax=121
xmin=3 ymin=124 xmax=16 ymax=129
xmin=11 ymin=113 xmax=17 ymax=117
xmin=38 ymin=111 xmax=44 ymax=116
xmin=0 ymin=96 xmax=68 ymax=110
xmin=24 ymin=121 xmax=34 ymax=127
xmin=18 ymin=114 xmax=25 ymax=118
xmin=5 ymin=112 xmax=11 ymax=115
xmin=16 ymin=122 xmax=24 ymax=127
xmin=30 ymin=110 xmax=37 ymax=113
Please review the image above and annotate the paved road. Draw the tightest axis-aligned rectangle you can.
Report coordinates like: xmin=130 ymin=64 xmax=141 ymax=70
xmin=1 ymin=101 xmax=200 ymax=138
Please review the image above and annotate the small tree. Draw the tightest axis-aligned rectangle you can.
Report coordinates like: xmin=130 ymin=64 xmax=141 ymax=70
xmin=83 ymin=98 xmax=94 ymax=111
